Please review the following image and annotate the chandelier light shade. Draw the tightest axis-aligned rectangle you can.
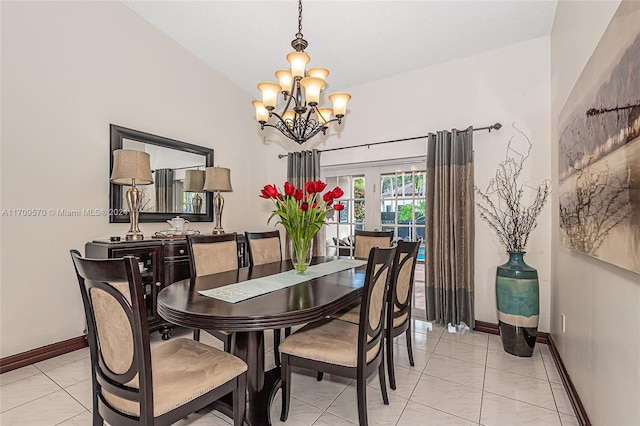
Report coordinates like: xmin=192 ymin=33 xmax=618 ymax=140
xmin=253 ymin=0 xmax=351 ymax=145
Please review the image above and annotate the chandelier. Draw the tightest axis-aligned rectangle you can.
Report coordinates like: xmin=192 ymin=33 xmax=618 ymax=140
xmin=252 ymin=0 xmax=351 ymax=145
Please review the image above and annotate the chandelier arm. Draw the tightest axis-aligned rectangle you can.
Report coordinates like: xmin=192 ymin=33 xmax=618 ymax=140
xmin=301 ymin=107 xmax=315 ymax=140
xmin=268 ymin=111 xmax=299 ymax=140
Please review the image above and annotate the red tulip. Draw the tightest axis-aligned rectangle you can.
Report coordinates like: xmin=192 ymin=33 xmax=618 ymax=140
xmin=314 ymin=180 xmax=327 ymax=192
xmin=333 ymin=204 xmax=345 ymax=211
xmin=294 ymin=189 xmax=303 ymax=201
xmin=260 ymin=184 xmax=279 ymax=199
xmin=284 ymin=181 xmax=295 ymax=196
xmin=300 ymin=202 xmax=309 ymax=211
xmin=322 ymin=191 xmax=334 ymax=203
xmin=330 ymin=187 xmax=344 ymax=198
xmin=305 ymin=181 xmax=317 ymax=194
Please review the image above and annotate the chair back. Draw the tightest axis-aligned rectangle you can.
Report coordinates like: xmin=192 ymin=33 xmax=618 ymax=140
xmin=245 ymin=230 xmax=282 ymax=266
xmin=187 ymin=233 xmax=239 ymax=277
xmin=388 ymin=241 xmax=420 ymax=331
xmin=358 ymin=246 xmax=396 ymax=366
xmin=69 ymin=249 xmax=154 ymax=420
xmin=353 ymin=230 xmax=393 ymax=259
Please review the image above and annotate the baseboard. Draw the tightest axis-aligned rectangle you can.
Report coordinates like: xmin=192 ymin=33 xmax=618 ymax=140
xmin=473 ymin=320 xmax=549 ymax=344
xmin=0 ymin=336 xmax=88 ymax=374
xmin=473 ymin=321 xmax=589 ymax=426
xmin=547 ymin=335 xmax=591 ymax=426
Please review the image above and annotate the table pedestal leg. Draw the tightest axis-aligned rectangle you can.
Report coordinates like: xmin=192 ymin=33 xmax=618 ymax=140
xmin=233 ymin=330 xmax=281 ymax=426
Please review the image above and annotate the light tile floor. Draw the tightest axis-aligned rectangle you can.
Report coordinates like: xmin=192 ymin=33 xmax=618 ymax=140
xmin=0 ymin=320 xmax=577 ymax=425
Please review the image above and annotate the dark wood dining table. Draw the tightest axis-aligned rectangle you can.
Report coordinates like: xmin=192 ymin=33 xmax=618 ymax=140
xmin=157 ymin=256 xmax=367 ymax=426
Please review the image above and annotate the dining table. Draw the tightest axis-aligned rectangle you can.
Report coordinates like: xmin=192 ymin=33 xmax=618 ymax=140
xmin=157 ymin=256 xmax=367 ymax=426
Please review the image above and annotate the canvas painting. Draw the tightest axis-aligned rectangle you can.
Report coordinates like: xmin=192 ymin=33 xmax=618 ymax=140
xmin=558 ymin=1 xmax=640 ymax=274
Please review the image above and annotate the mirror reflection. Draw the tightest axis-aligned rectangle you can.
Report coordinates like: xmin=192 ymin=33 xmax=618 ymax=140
xmin=122 ymin=140 xmax=207 ymax=214
xmin=109 ymin=125 xmax=214 ymax=223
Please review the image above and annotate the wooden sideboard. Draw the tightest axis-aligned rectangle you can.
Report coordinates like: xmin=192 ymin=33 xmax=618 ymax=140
xmin=85 ymin=234 xmax=246 ymax=340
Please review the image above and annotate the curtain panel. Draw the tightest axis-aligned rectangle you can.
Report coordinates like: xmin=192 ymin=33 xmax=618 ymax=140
xmin=286 ymin=150 xmax=323 ymax=257
xmin=154 ymin=168 xmax=174 ymax=213
xmin=425 ymin=128 xmax=475 ymax=328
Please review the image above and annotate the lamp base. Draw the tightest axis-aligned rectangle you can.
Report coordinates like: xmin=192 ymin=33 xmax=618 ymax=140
xmin=212 ymin=227 xmax=225 ymax=235
xmin=126 ymin=231 xmax=144 ymax=241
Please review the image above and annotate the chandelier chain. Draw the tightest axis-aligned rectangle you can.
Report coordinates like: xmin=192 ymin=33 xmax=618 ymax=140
xmin=298 ymin=0 xmax=303 ymax=35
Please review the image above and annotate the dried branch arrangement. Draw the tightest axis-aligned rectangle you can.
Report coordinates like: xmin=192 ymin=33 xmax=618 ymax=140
xmin=475 ymin=126 xmax=551 ymax=252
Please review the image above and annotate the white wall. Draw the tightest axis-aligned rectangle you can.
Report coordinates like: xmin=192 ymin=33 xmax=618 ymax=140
xmin=0 ymin=1 xmax=285 ymax=358
xmin=550 ymin=1 xmax=640 ymax=424
xmin=316 ymin=38 xmax=552 ymax=330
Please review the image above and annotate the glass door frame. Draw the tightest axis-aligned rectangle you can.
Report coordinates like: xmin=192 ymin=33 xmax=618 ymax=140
xmin=321 ymin=156 xmax=427 ymax=319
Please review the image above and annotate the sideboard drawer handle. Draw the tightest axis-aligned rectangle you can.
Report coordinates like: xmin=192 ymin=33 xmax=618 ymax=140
xmin=179 ymin=249 xmax=185 ymax=254
xmin=155 ymin=282 xmax=162 ymax=287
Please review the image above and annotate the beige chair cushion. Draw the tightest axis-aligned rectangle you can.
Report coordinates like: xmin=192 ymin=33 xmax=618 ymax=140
xmin=333 ymin=306 xmax=360 ymax=324
xmin=192 ymin=240 xmax=238 ymax=276
xmin=90 ymin=283 xmax=133 ymax=375
xmin=249 ymin=238 xmax=281 ymax=265
xmin=396 ymin=253 xmax=411 ymax=305
xmin=102 ymin=338 xmax=247 ymax=417
xmin=279 ymin=319 xmax=379 ymax=367
xmin=354 ymin=236 xmax=390 ymax=259
xmin=334 ymin=306 xmax=408 ymax=328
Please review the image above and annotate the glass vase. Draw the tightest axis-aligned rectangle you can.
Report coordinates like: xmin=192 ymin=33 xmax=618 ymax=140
xmin=289 ymin=238 xmax=313 ymax=273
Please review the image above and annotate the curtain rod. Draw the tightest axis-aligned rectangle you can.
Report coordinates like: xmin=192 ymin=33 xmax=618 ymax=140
xmin=277 ymin=122 xmax=502 ymax=158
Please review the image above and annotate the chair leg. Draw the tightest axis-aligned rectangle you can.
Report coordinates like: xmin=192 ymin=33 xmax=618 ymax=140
xmin=224 ymin=334 xmax=232 ymax=353
xmin=280 ymin=354 xmax=291 ymax=422
xmin=233 ymin=373 xmax=246 ymax=426
xmin=92 ymin=410 xmax=103 ymax=426
xmin=193 ymin=329 xmax=200 ymax=341
xmin=273 ymin=329 xmax=281 ymax=366
xmin=356 ymin=374 xmax=368 ymax=426
xmin=284 ymin=327 xmax=291 ymax=337
xmin=405 ymin=327 xmax=415 ymax=366
xmin=378 ymin=358 xmax=389 ymax=405
xmin=386 ymin=331 xmax=396 ymax=390
xmin=316 ymin=372 xmax=323 ymax=381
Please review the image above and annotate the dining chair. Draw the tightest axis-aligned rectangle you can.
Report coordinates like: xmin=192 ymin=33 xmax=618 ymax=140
xmin=278 ymin=246 xmax=397 ymax=426
xmin=329 ymin=240 xmax=421 ymax=390
xmin=187 ymin=233 xmax=240 ymax=351
xmin=353 ymin=229 xmax=393 ymax=259
xmin=244 ymin=230 xmax=290 ymax=366
xmin=70 ymin=250 xmax=247 ymax=426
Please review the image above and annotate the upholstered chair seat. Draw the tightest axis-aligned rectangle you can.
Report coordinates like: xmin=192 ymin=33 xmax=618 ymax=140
xmin=187 ymin=233 xmax=240 ymax=351
xmin=102 ymin=338 xmax=247 ymax=417
xmin=70 ymin=250 xmax=247 ymax=426
xmin=279 ymin=247 xmax=396 ymax=426
xmin=245 ymin=230 xmax=290 ymax=366
xmin=331 ymin=240 xmax=420 ymax=390
xmin=353 ymin=230 xmax=393 ymax=259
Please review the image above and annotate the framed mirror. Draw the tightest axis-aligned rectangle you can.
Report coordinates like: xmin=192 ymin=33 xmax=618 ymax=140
xmin=109 ymin=124 xmax=214 ymax=223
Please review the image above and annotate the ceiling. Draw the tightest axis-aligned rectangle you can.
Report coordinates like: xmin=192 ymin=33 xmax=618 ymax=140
xmin=123 ymin=1 xmax=557 ymax=98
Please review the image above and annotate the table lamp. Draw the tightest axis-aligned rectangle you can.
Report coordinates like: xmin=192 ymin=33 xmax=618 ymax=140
xmin=184 ymin=169 xmax=205 ymax=213
xmin=203 ymin=167 xmax=233 ymax=234
xmin=110 ymin=149 xmax=154 ymax=240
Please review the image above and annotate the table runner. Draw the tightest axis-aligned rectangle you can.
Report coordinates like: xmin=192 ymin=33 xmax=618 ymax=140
xmin=198 ymin=258 xmax=368 ymax=303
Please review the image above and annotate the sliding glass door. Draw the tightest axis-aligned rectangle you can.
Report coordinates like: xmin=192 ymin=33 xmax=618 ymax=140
xmin=322 ymin=158 xmax=427 ymax=318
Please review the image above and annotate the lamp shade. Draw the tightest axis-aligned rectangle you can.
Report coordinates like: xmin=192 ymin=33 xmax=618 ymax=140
xmin=203 ymin=167 xmax=233 ymax=192
xmin=110 ymin=149 xmax=153 ymax=186
xmin=183 ymin=169 xmax=205 ymax=192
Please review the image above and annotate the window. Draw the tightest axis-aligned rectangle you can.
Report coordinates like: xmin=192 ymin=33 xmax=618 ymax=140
xmin=322 ymin=158 xmax=427 ymax=318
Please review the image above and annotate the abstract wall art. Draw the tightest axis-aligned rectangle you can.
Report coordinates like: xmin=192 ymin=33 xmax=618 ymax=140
xmin=558 ymin=1 xmax=640 ymax=274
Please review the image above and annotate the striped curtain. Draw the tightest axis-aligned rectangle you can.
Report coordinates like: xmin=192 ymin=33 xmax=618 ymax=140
xmin=154 ymin=168 xmax=174 ymax=213
xmin=286 ymin=150 xmax=322 ymax=257
xmin=425 ymin=128 xmax=475 ymax=328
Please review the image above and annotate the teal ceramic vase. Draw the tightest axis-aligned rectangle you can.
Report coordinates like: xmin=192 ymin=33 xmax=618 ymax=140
xmin=496 ymin=251 xmax=539 ymax=357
